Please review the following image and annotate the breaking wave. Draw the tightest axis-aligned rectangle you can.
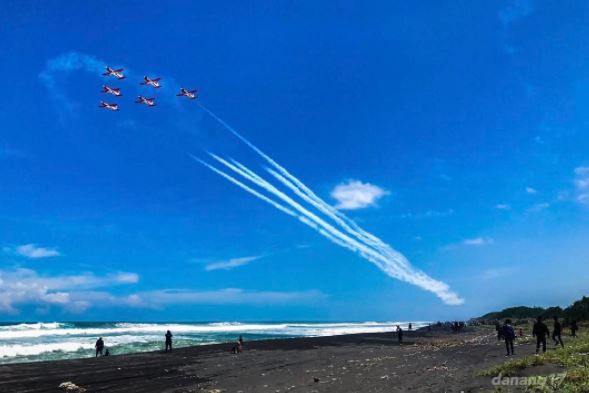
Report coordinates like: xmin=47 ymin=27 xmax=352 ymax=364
xmin=0 ymin=321 xmax=427 ymax=364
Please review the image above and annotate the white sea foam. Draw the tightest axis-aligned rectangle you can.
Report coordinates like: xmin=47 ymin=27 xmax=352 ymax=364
xmin=0 ymin=321 xmax=424 ymax=340
xmin=0 ymin=321 xmax=428 ymax=362
xmin=0 ymin=342 xmax=95 ymax=358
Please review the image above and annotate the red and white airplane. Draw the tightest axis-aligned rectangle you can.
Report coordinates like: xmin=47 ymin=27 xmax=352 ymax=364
xmin=176 ymin=88 xmax=198 ymax=100
xmin=135 ymin=96 xmax=156 ymax=107
xmin=102 ymin=67 xmax=125 ymax=79
xmin=140 ymin=76 xmax=162 ymax=88
xmin=99 ymin=101 xmax=119 ymax=111
xmin=101 ymin=85 xmax=122 ymax=96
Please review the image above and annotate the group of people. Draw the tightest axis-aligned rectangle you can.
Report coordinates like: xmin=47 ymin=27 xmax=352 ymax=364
xmin=93 ymin=330 xmax=246 ymax=357
xmin=497 ymin=316 xmax=579 ymax=357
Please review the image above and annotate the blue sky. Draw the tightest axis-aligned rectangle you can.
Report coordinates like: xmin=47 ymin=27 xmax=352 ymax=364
xmin=1 ymin=0 xmax=588 ymax=322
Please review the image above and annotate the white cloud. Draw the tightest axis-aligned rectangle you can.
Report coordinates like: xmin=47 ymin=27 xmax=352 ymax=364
xmin=0 ymin=267 xmax=322 ymax=314
xmin=205 ymin=255 xmax=261 ymax=271
xmin=113 ymin=272 xmax=140 ymax=284
xmin=137 ymin=288 xmax=324 ymax=307
xmin=495 ymin=204 xmax=511 ymax=210
xmin=442 ymin=237 xmax=494 ymax=251
xmin=462 ymin=237 xmax=494 ymax=246
xmin=13 ymin=244 xmax=61 ymax=259
xmin=0 ymin=268 xmax=139 ymax=314
xmin=331 ymin=180 xmax=388 ymax=210
xmin=526 ymin=187 xmax=537 ymax=194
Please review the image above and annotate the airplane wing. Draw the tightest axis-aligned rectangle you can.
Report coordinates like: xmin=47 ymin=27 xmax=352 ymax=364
xmin=153 ymin=78 xmax=161 ymax=82
xmin=114 ymin=68 xmax=124 ymax=72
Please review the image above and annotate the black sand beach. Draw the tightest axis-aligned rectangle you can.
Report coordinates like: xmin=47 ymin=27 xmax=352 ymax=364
xmin=0 ymin=326 xmax=549 ymax=393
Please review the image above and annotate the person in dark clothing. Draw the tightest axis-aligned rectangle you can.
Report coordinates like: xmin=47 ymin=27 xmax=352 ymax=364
xmin=552 ymin=317 xmax=564 ymax=348
xmin=165 ymin=330 xmax=173 ymax=352
xmin=571 ymin=320 xmax=578 ymax=338
xmin=408 ymin=323 xmax=412 ymax=331
xmin=495 ymin=321 xmax=503 ymax=341
xmin=396 ymin=325 xmax=403 ymax=343
xmin=95 ymin=337 xmax=104 ymax=357
xmin=532 ymin=316 xmax=550 ymax=354
xmin=502 ymin=319 xmax=516 ymax=356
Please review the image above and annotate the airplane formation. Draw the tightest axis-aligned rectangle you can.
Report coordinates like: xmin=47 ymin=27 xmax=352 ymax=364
xmin=99 ymin=66 xmax=198 ymax=111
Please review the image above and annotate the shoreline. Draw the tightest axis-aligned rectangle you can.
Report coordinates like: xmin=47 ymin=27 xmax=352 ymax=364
xmin=0 ymin=325 xmax=524 ymax=392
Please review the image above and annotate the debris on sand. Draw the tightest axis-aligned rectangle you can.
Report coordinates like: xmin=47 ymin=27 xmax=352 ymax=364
xmin=58 ymin=381 xmax=87 ymax=392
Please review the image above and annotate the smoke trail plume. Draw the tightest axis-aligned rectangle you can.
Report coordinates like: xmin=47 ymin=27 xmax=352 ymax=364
xmin=197 ymin=105 xmax=464 ymax=305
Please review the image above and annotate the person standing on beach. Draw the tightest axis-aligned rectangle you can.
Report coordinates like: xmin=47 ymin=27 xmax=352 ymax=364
xmin=552 ymin=316 xmax=564 ymax=348
xmin=501 ymin=319 xmax=515 ymax=356
xmin=495 ymin=321 xmax=502 ymax=341
xmin=532 ymin=316 xmax=550 ymax=354
xmin=165 ymin=330 xmax=173 ymax=352
xmin=396 ymin=325 xmax=403 ymax=344
xmin=571 ymin=320 xmax=578 ymax=338
xmin=95 ymin=337 xmax=104 ymax=357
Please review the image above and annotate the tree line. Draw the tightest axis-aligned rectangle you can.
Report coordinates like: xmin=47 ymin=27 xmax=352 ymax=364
xmin=479 ymin=296 xmax=589 ymax=322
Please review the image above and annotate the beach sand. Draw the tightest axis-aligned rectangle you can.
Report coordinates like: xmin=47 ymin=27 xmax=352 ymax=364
xmin=0 ymin=326 xmax=538 ymax=392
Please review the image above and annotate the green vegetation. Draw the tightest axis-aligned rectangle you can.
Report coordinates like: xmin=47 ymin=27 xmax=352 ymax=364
xmin=480 ymin=296 xmax=589 ymax=323
xmin=481 ymin=324 xmax=589 ymax=392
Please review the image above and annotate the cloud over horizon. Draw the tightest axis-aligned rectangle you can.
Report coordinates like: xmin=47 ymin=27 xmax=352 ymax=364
xmin=0 ymin=268 xmax=140 ymax=314
xmin=7 ymin=244 xmax=61 ymax=259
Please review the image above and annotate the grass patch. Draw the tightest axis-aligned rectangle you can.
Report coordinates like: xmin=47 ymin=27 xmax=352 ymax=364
xmin=481 ymin=323 xmax=589 ymax=392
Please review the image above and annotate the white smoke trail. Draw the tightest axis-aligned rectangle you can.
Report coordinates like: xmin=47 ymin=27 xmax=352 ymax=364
xmin=190 ymin=156 xmax=296 ymax=217
xmin=200 ymin=102 xmax=391 ymax=255
xmin=198 ymin=105 xmax=464 ymax=305
xmin=204 ymin=154 xmax=463 ymax=305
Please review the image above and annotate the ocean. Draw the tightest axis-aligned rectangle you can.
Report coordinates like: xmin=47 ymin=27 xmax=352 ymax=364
xmin=0 ymin=321 xmax=427 ymax=364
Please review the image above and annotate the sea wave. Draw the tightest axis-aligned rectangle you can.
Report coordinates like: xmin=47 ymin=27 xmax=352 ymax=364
xmin=0 ymin=321 xmax=428 ymax=362
xmin=0 ymin=321 xmax=423 ymax=340
xmin=0 ymin=342 xmax=95 ymax=358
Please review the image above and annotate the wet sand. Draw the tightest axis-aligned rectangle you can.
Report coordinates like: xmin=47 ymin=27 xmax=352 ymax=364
xmin=0 ymin=326 xmax=539 ymax=392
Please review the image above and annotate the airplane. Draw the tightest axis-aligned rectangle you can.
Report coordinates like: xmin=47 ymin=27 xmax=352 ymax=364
xmin=135 ymin=96 xmax=156 ymax=106
xmin=176 ymin=87 xmax=198 ymax=100
xmin=99 ymin=101 xmax=119 ymax=111
xmin=102 ymin=67 xmax=125 ymax=79
xmin=101 ymin=85 xmax=122 ymax=96
xmin=140 ymin=76 xmax=162 ymax=88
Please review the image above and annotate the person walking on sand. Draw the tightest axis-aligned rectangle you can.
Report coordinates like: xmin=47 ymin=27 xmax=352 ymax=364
xmin=532 ymin=316 xmax=550 ymax=354
xmin=165 ymin=330 xmax=173 ymax=352
xmin=571 ymin=320 xmax=578 ymax=338
xmin=396 ymin=325 xmax=403 ymax=344
xmin=95 ymin=337 xmax=104 ymax=357
xmin=502 ymin=319 xmax=515 ymax=357
xmin=552 ymin=316 xmax=564 ymax=348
